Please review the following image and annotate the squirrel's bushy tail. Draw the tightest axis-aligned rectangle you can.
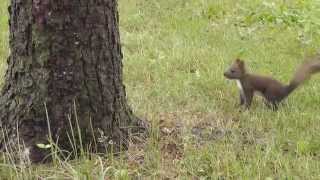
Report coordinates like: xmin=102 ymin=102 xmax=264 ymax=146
xmin=286 ymin=57 xmax=320 ymax=94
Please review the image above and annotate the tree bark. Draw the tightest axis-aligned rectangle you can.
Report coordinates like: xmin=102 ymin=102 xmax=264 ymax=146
xmin=0 ymin=0 xmax=146 ymax=163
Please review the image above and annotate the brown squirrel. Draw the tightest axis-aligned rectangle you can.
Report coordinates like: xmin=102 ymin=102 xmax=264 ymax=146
xmin=224 ymin=58 xmax=320 ymax=110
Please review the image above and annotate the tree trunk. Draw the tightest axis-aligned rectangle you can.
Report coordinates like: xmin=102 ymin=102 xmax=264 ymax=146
xmin=0 ymin=0 xmax=146 ymax=163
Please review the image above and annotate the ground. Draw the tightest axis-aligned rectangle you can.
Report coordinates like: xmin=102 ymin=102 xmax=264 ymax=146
xmin=1 ymin=0 xmax=320 ymax=179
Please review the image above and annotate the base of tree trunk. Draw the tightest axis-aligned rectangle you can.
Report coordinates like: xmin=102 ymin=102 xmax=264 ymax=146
xmin=0 ymin=97 xmax=149 ymax=163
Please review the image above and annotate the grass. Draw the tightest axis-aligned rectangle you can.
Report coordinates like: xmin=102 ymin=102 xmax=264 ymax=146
xmin=0 ymin=0 xmax=8 ymax=83
xmin=1 ymin=0 xmax=320 ymax=179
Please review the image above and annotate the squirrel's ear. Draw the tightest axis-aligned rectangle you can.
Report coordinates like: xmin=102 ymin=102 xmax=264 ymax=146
xmin=238 ymin=59 xmax=244 ymax=67
xmin=236 ymin=58 xmax=244 ymax=64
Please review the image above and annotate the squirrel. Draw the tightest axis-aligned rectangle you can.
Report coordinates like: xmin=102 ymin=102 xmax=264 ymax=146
xmin=224 ymin=58 xmax=320 ymax=110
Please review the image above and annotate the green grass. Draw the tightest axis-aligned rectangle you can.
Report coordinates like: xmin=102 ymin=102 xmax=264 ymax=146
xmin=0 ymin=0 xmax=8 ymax=83
xmin=1 ymin=0 xmax=320 ymax=179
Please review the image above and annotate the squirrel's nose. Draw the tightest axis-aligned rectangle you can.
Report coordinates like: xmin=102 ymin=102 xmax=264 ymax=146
xmin=223 ymin=72 xmax=228 ymax=77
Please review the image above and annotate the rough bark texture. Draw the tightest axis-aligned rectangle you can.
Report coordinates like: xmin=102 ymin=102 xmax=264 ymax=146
xmin=0 ymin=0 xmax=146 ymax=163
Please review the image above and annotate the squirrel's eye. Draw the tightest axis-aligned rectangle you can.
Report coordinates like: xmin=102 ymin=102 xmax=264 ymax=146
xmin=230 ymin=70 xmax=235 ymax=73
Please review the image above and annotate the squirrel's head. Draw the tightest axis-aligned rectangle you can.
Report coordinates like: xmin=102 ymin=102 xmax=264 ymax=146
xmin=224 ymin=58 xmax=246 ymax=79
